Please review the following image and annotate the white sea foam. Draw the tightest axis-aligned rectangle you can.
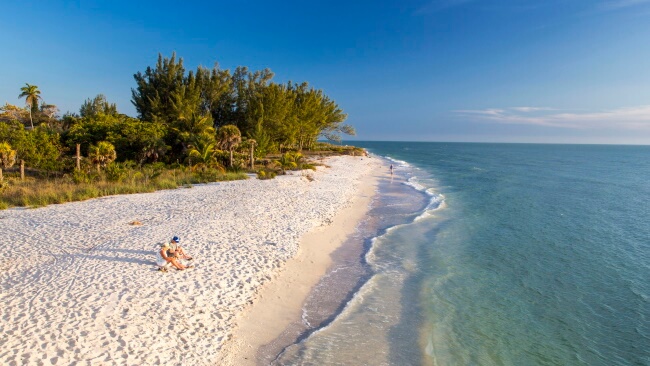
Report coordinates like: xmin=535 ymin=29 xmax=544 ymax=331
xmin=415 ymin=193 xmax=446 ymax=222
xmin=404 ymin=176 xmax=427 ymax=191
xmin=402 ymin=176 xmax=447 ymax=222
xmin=363 ymin=222 xmax=413 ymax=269
xmin=277 ymin=271 xmax=384 ymax=366
xmin=386 ymin=156 xmax=411 ymax=167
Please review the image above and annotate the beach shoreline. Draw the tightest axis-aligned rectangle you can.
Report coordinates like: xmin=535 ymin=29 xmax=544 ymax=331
xmin=216 ymin=157 xmax=382 ymax=365
xmin=0 ymin=154 xmax=381 ymax=365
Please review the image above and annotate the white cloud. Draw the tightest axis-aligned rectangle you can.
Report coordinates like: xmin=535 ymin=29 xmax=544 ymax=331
xmin=509 ymin=107 xmax=555 ymax=113
xmin=599 ymin=0 xmax=650 ymax=10
xmin=455 ymin=106 xmax=650 ymax=130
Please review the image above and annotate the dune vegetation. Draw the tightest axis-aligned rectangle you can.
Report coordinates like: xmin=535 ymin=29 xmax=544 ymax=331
xmin=0 ymin=53 xmax=363 ymax=209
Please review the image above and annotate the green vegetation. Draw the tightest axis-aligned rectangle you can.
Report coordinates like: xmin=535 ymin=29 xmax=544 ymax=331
xmin=0 ymin=165 xmax=246 ymax=208
xmin=0 ymin=52 xmax=358 ymax=209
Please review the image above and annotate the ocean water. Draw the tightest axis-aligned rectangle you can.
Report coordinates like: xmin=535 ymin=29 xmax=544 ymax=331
xmin=274 ymin=142 xmax=649 ymax=366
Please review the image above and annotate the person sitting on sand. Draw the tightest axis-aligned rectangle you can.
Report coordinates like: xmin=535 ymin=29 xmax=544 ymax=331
xmin=157 ymin=236 xmax=192 ymax=272
xmin=171 ymin=237 xmax=193 ymax=261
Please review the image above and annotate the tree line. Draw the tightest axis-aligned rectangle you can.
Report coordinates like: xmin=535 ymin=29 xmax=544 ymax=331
xmin=0 ymin=53 xmax=355 ymax=176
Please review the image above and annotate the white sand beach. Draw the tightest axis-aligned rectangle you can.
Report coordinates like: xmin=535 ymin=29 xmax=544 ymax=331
xmin=0 ymin=155 xmax=381 ymax=365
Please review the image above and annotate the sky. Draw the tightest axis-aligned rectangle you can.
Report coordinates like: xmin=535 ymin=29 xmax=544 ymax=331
xmin=2 ymin=0 xmax=650 ymax=144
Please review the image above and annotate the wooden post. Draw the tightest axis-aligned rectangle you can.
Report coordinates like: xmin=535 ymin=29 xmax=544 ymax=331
xmin=20 ymin=160 xmax=25 ymax=181
xmin=0 ymin=168 xmax=3 ymax=181
xmin=250 ymin=144 xmax=255 ymax=170
xmin=76 ymin=144 xmax=81 ymax=171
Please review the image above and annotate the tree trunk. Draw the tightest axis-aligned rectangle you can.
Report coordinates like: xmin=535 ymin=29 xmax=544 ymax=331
xmin=0 ymin=168 xmax=3 ymax=181
xmin=76 ymin=144 xmax=81 ymax=171
xmin=229 ymin=149 xmax=234 ymax=168
xmin=20 ymin=160 xmax=25 ymax=180
xmin=29 ymin=109 xmax=34 ymax=129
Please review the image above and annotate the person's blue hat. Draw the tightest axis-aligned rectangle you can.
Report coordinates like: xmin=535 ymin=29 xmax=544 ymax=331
xmin=172 ymin=236 xmax=180 ymax=242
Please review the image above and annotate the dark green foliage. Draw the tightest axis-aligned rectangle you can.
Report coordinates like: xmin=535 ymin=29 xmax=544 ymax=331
xmin=249 ymin=123 xmax=272 ymax=157
xmin=132 ymin=52 xmax=189 ymax=122
xmin=63 ymin=113 xmax=168 ymax=164
xmin=80 ymin=94 xmax=118 ymax=117
xmin=21 ymin=127 xmax=64 ymax=171
xmin=104 ymin=162 xmax=129 ymax=182
xmin=131 ymin=53 xmax=354 ymax=154
xmin=0 ymin=122 xmax=64 ymax=172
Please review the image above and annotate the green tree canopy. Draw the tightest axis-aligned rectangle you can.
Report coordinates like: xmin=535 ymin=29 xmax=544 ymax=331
xmin=80 ymin=94 xmax=118 ymax=117
xmin=131 ymin=53 xmax=354 ymax=154
xmin=132 ymin=52 xmax=189 ymax=123
xmin=64 ymin=113 xmax=168 ymax=165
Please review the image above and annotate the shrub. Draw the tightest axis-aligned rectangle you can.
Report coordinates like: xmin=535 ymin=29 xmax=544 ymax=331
xmin=257 ymin=169 xmax=276 ymax=180
xmin=104 ymin=162 xmax=128 ymax=182
xmin=72 ymin=170 xmax=94 ymax=184
xmin=77 ymin=186 xmax=100 ymax=200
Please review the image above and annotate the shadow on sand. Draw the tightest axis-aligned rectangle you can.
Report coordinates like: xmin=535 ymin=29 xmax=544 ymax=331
xmin=73 ymin=253 xmax=154 ymax=266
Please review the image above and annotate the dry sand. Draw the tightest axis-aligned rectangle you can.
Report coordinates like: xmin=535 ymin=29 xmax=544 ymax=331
xmin=216 ymin=157 xmax=380 ymax=365
xmin=0 ymin=155 xmax=381 ymax=365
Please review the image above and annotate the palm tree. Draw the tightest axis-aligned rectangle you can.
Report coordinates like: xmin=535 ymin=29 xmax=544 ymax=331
xmin=18 ymin=83 xmax=41 ymax=129
xmin=88 ymin=141 xmax=117 ymax=172
xmin=216 ymin=125 xmax=241 ymax=168
xmin=187 ymin=135 xmax=222 ymax=172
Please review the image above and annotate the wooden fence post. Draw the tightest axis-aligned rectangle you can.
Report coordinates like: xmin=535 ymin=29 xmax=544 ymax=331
xmin=250 ymin=144 xmax=255 ymax=170
xmin=76 ymin=144 xmax=81 ymax=171
xmin=20 ymin=160 xmax=25 ymax=181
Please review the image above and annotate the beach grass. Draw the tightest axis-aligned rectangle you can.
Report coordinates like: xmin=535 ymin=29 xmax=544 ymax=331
xmin=0 ymin=167 xmax=247 ymax=209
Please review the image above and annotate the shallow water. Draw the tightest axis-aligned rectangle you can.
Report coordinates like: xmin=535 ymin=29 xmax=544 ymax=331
xmin=273 ymin=142 xmax=650 ymax=366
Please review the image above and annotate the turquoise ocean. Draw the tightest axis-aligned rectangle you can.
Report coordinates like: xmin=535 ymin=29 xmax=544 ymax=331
xmin=274 ymin=142 xmax=649 ymax=366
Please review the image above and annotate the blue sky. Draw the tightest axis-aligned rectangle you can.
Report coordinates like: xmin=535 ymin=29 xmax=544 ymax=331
xmin=2 ymin=0 xmax=650 ymax=144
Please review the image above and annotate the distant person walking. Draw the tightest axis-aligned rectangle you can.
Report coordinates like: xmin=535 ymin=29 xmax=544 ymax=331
xmin=389 ymin=164 xmax=394 ymax=175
